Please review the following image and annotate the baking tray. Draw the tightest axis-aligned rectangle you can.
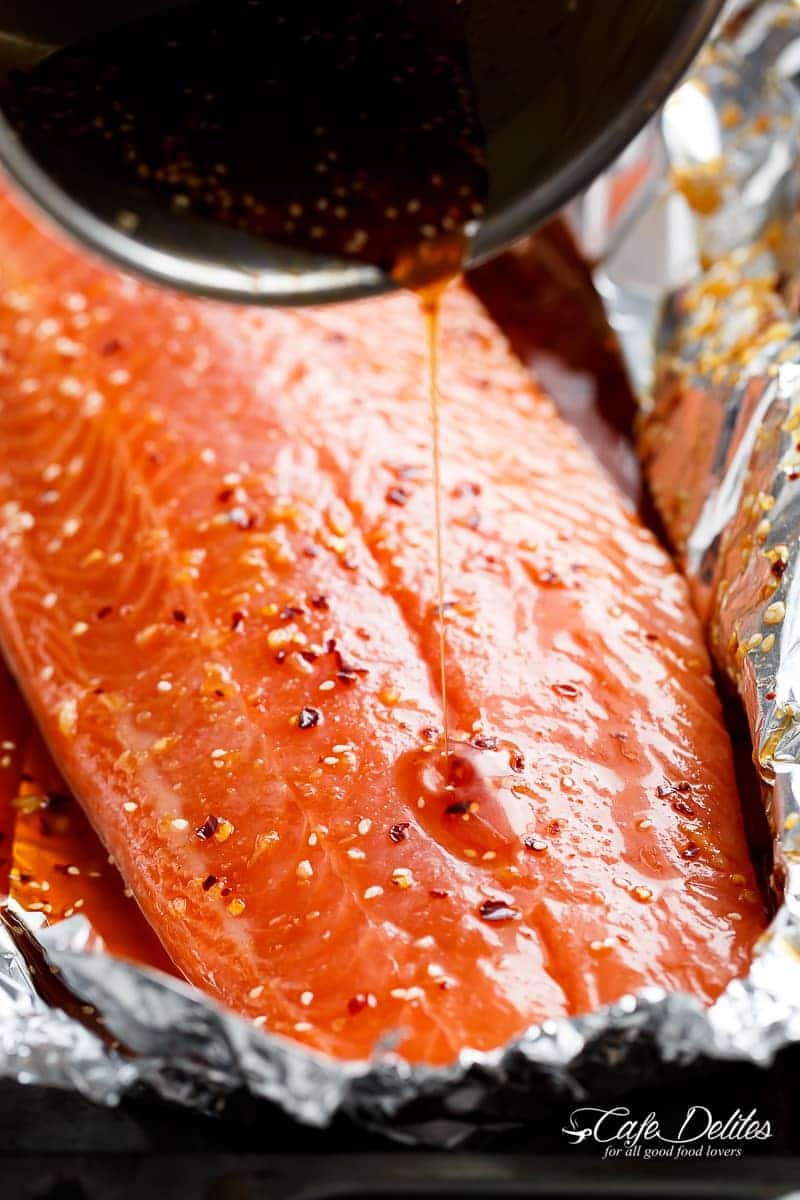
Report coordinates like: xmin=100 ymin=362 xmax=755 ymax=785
xmin=2 ymin=1050 xmax=799 ymax=1200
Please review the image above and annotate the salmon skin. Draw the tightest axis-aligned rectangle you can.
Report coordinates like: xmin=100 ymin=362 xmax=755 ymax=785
xmin=0 ymin=190 xmax=764 ymax=1064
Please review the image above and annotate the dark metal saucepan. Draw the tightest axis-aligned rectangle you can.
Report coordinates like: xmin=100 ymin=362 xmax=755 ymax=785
xmin=0 ymin=0 xmax=725 ymax=305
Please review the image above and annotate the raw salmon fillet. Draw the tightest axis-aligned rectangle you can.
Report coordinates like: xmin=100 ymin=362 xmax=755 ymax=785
xmin=0 ymin=190 xmax=764 ymax=1063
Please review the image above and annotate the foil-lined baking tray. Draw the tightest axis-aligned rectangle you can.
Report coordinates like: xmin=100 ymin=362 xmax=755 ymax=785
xmin=3 ymin=0 xmax=800 ymax=1147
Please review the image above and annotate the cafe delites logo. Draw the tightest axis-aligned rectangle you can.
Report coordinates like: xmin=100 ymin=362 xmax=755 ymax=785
xmin=562 ymin=1106 xmax=773 ymax=1160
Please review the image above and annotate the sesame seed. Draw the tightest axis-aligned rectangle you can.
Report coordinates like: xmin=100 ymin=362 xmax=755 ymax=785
xmin=319 ymin=680 xmax=335 ymax=691
xmin=42 ymin=592 xmax=58 ymax=609
xmin=116 ymin=209 xmax=141 ymax=232
xmin=363 ymin=885 xmax=383 ymax=900
xmin=764 ymin=601 xmax=786 ymax=625
xmin=308 ymin=831 xmax=318 ymax=847
xmin=214 ymin=818 xmax=235 ymax=843
xmin=157 ymin=679 xmax=173 ymax=693
xmin=300 ymin=990 xmax=314 ymax=1006
xmin=294 ymin=1021 xmax=313 ymax=1032
xmin=71 ymin=621 xmax=89 ymax=637
xmin=297 ymin=859 xmax=313 ymax=880
xmin=171 ymin=818 xmax=189 ymax=831
xmin=172 ymin=897 xmax=187 ymax=913
xmin=123 ymin=801 xmax=138 ymax=812
xmin=249 ymin=985 xmax=264 ymax=1000
xmin=57 ymin=698 xmax=77 ymax=737
xmin=347 ymin=848 xmax=366 ymax=860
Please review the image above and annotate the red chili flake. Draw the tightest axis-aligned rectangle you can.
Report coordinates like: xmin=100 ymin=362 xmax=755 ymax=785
xmin=217 ymin=487 xmax=234 ymax=504
xmin=195 ymin=815 xmax=219 ymax=840
xmin=790 ymin=472 xmax=800 ymax=481
xmin=772 ymin=560 xmax=787 ymax=579
xmin=452 ymin=480 xmax=481 ymax=498
xmin=428 ymin=888 xmax=449 ymax=899
xmin=275 ymin=649 xmax=287 ymax=664
xmin=524 ymin=835 xmax=547 ymax=853
xmin=672 ymin=799 xmax=696 ymax=818
xmin=478 ymin=899 xmax=519 ymax=922
xmin=303 ymin=545 xmax=319 ymax=558
xmin=327 ymin=640 xmax=368 ymax=679
xmin=386 ymin=486 xmax=410 ymax=506
xmin=279 ymin=605 xmax=304 ymax=621
xmin=766 ymin=690 xmax=776 ymax=700
xmin=230 ymin=610 xmax=245 ymax=630
xmin=657 ymin=780 xmax=691 ymax=798
xmin=389 ymin=822 xmax=410 ymax=843
xmin=681 ymin=843 xmax=701 ymax=860
xmin=547 ymin=820 xmax=562 ymax=837
xmin=101 ymin=337 xmax=121 ymax=356
xmin=552 ymin=683 xmax=579 ymax=700
xmin=202 ymin=874 xmax=218 ymax=891
xmin=472 ymin=734 xmax=498 ymax=751
xmin=510 ymin=751 xmax=525 ymax=773
xmin=172 ymin=609 xmax=187 ymax=623
xmin=644 ymin=632 xmax=658 ymax=642
xmin=96 ymin=605 xmax=113 ymax=620
xmin=47 ymin=792 xmax=71 ymax=811
xmin=347 ymin=993 xmax=367 ymax=1016
xmin=445 ymin=800 xmax=471 ymax=816
xmin=299 ymin=650 xmax=319 ymax=664
xmin=298 ymin=706 xmax=321 ymax=730
xmin=310 ymin=594 xmax=329 ymax=611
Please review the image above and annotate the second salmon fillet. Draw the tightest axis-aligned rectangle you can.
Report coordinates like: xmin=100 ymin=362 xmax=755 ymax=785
xmin=0 ymin=191 xmax=764 ymax=1063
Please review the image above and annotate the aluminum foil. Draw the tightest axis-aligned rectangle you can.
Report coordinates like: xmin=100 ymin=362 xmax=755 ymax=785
xmin=3 ymin=0 xmax=800 ymax=1147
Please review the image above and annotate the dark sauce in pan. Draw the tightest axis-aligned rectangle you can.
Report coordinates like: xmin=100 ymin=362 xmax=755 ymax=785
xmin=1 ymin=0 xmax=487 ymax=288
